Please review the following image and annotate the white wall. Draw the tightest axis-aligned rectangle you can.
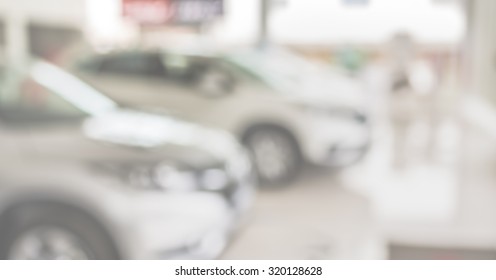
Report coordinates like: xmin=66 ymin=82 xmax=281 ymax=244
xmin=86 ymin=0 xmax=138 ymax=46
xmin=8 ymin=0 xmax=461 ymax=49
xmin=210 ymin=0 xmax=465 ymax=45
xmin=469 ymin=0 xmax=496 ymax=101
xmin=0 ymin=0 xmax=85 ymax=26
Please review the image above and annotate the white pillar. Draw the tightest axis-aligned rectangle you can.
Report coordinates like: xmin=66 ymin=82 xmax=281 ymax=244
xmin=5 ymin=12 xmax=28 ymax=68
xmin=470 ymin=0 xmax=496 ymax=101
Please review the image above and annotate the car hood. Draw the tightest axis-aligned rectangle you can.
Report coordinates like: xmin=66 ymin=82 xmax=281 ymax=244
xmin=83 ymin=109 xmax=243 ymax=164
xmin=287 ymin=71 xmax=367 ymax=111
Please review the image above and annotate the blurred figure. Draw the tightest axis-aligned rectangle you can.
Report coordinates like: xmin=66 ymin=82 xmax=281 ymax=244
xmin=422 ymin=53 xmax=444 ymax=162
xmin=389 ymin=61 xmax=418 ymax=169
xmin=388 ymin=33 xmax=438 ymax=169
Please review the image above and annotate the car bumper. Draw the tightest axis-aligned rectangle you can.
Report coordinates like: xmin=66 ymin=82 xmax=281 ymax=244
xmin=300 ymin=117 xmax=371 ymax=167
xmin=110 ymin=179 xmax=256 ymax=260
xmin=324 ymin=143 xmax=370 ymax=166
xmin=157 ymin=182 xmax=256 ymax=260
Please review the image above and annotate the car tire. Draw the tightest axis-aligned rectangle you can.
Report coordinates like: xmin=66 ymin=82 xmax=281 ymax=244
xmin=0 ymin=203 xmax=120 ymax=260
xmin=244 ymin=127 xmax=301 ymax=186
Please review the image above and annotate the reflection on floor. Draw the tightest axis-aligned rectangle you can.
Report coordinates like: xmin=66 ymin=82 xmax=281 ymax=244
xmin=345 ymin=114 xmax=496 ymax=257
xmin=222 ymin=167 xmax=385 ymax=259
xmin=342 ymin=120 xmax=460 ymax=223
xmin=224 ymin=106 xmax=496 ymax=259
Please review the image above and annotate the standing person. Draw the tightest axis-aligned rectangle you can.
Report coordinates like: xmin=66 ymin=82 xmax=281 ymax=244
xmin=410 ymin=56 xmax=440 ymax=162
xmin=387 ymin=33 xmax=437 ymax=170
xmin=389 ymin=33 xmax=415 ymax=170
xmin=389 ymin=60 xmax=419 ymax=169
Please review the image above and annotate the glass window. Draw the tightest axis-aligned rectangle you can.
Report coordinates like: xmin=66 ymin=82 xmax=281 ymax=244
xmin=99 ymin=53 xmax=166 ymax=78
xmin=226 ymin=49 xmax=349 ymax=94
xmin=162 ymin=54 xmax=236 ymax=86
xmin=146 ymin=53 xmax=168 ymax=78
xmin=160 ymin=53 xmax=201 ymax=82
xmin=77 ymin=56 xmax=103 ymax=72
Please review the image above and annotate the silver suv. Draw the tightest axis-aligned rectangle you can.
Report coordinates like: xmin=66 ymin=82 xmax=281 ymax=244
xmin=69 ymin=47 xmax=370 ymax=184
xmin=0 ymin=61 xmax=255 ymax=259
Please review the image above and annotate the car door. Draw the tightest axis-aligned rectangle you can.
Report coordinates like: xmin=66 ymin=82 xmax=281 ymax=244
xmin=75 ymin=52 xmax=161 ymax=106
xmin=0 ymin=116 xmax=31 ymax=173
xmin=148 ymin=53 xmax=278 ymax=131
xmin=77 ymin=52 xmax=192 ymax=111
xmin=150 ymin=53 xmax=239 ymax=121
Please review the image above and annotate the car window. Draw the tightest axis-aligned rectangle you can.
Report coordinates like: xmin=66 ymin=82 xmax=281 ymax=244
xmin=160 ymin=54 xmax=241 ymax=96
xmin=99 ymin=53 xmax=167 ymax=78
xmin=226 ymin=49 xmax=346 ymax=94
xmin=226 ymin=52 xmax=304 ymax=91
xmin=162 ymin=54 xmax=234 ymax=84
xmin=221 ymin=57 xmax=266 ymax=84
xmin=77 ymin=56 xmax=102 ymax=72
xmin=161 ymin=53 xmax=204 ymax=83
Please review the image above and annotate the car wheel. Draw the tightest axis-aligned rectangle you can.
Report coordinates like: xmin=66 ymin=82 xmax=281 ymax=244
xmin=0 ymin=204 xmax=120 ymax=260
xmin=245 ymin=127 xmax=301 ymax=185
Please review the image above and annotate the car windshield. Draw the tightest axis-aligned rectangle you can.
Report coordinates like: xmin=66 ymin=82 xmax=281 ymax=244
xmin=225 ymin=48 xmax=337 ymax=93
xmin=0 ymin=60 xmax=119 ymax=124
xmin=28 ymin=61 xmax=118 ymax=116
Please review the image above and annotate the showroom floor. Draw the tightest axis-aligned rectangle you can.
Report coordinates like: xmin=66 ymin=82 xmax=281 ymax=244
xmin=221 ymin=165 xmax=386 ymax=260
xmin=223 ymin=110 xmax=496 ymax=259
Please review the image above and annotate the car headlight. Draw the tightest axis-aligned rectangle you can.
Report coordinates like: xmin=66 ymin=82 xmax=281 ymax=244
xmin=200 ymin=168 xmax=230 ymax=191
xmin=127 ymin=163 xmax=197 ymax=191
xmin=226 ymin=149 xmax=253 ymax=181
xmin=128 ymin=163 xmax=231 ymax=192
xmin=154 ymin=164 xmax=198 ymax=191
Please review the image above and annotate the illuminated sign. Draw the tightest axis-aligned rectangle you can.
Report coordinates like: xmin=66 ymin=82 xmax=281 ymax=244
xmin=173 ymin=0 xmax=223 ymax=24
xmin=122 ymin=0 xmax=223 ymax=25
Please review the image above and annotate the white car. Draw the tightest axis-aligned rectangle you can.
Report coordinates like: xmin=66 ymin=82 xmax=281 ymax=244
xmin=68 ymin=47 xmax=370 ymax=184
xmin=0 ymin=61 xmax=255 ymax=259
